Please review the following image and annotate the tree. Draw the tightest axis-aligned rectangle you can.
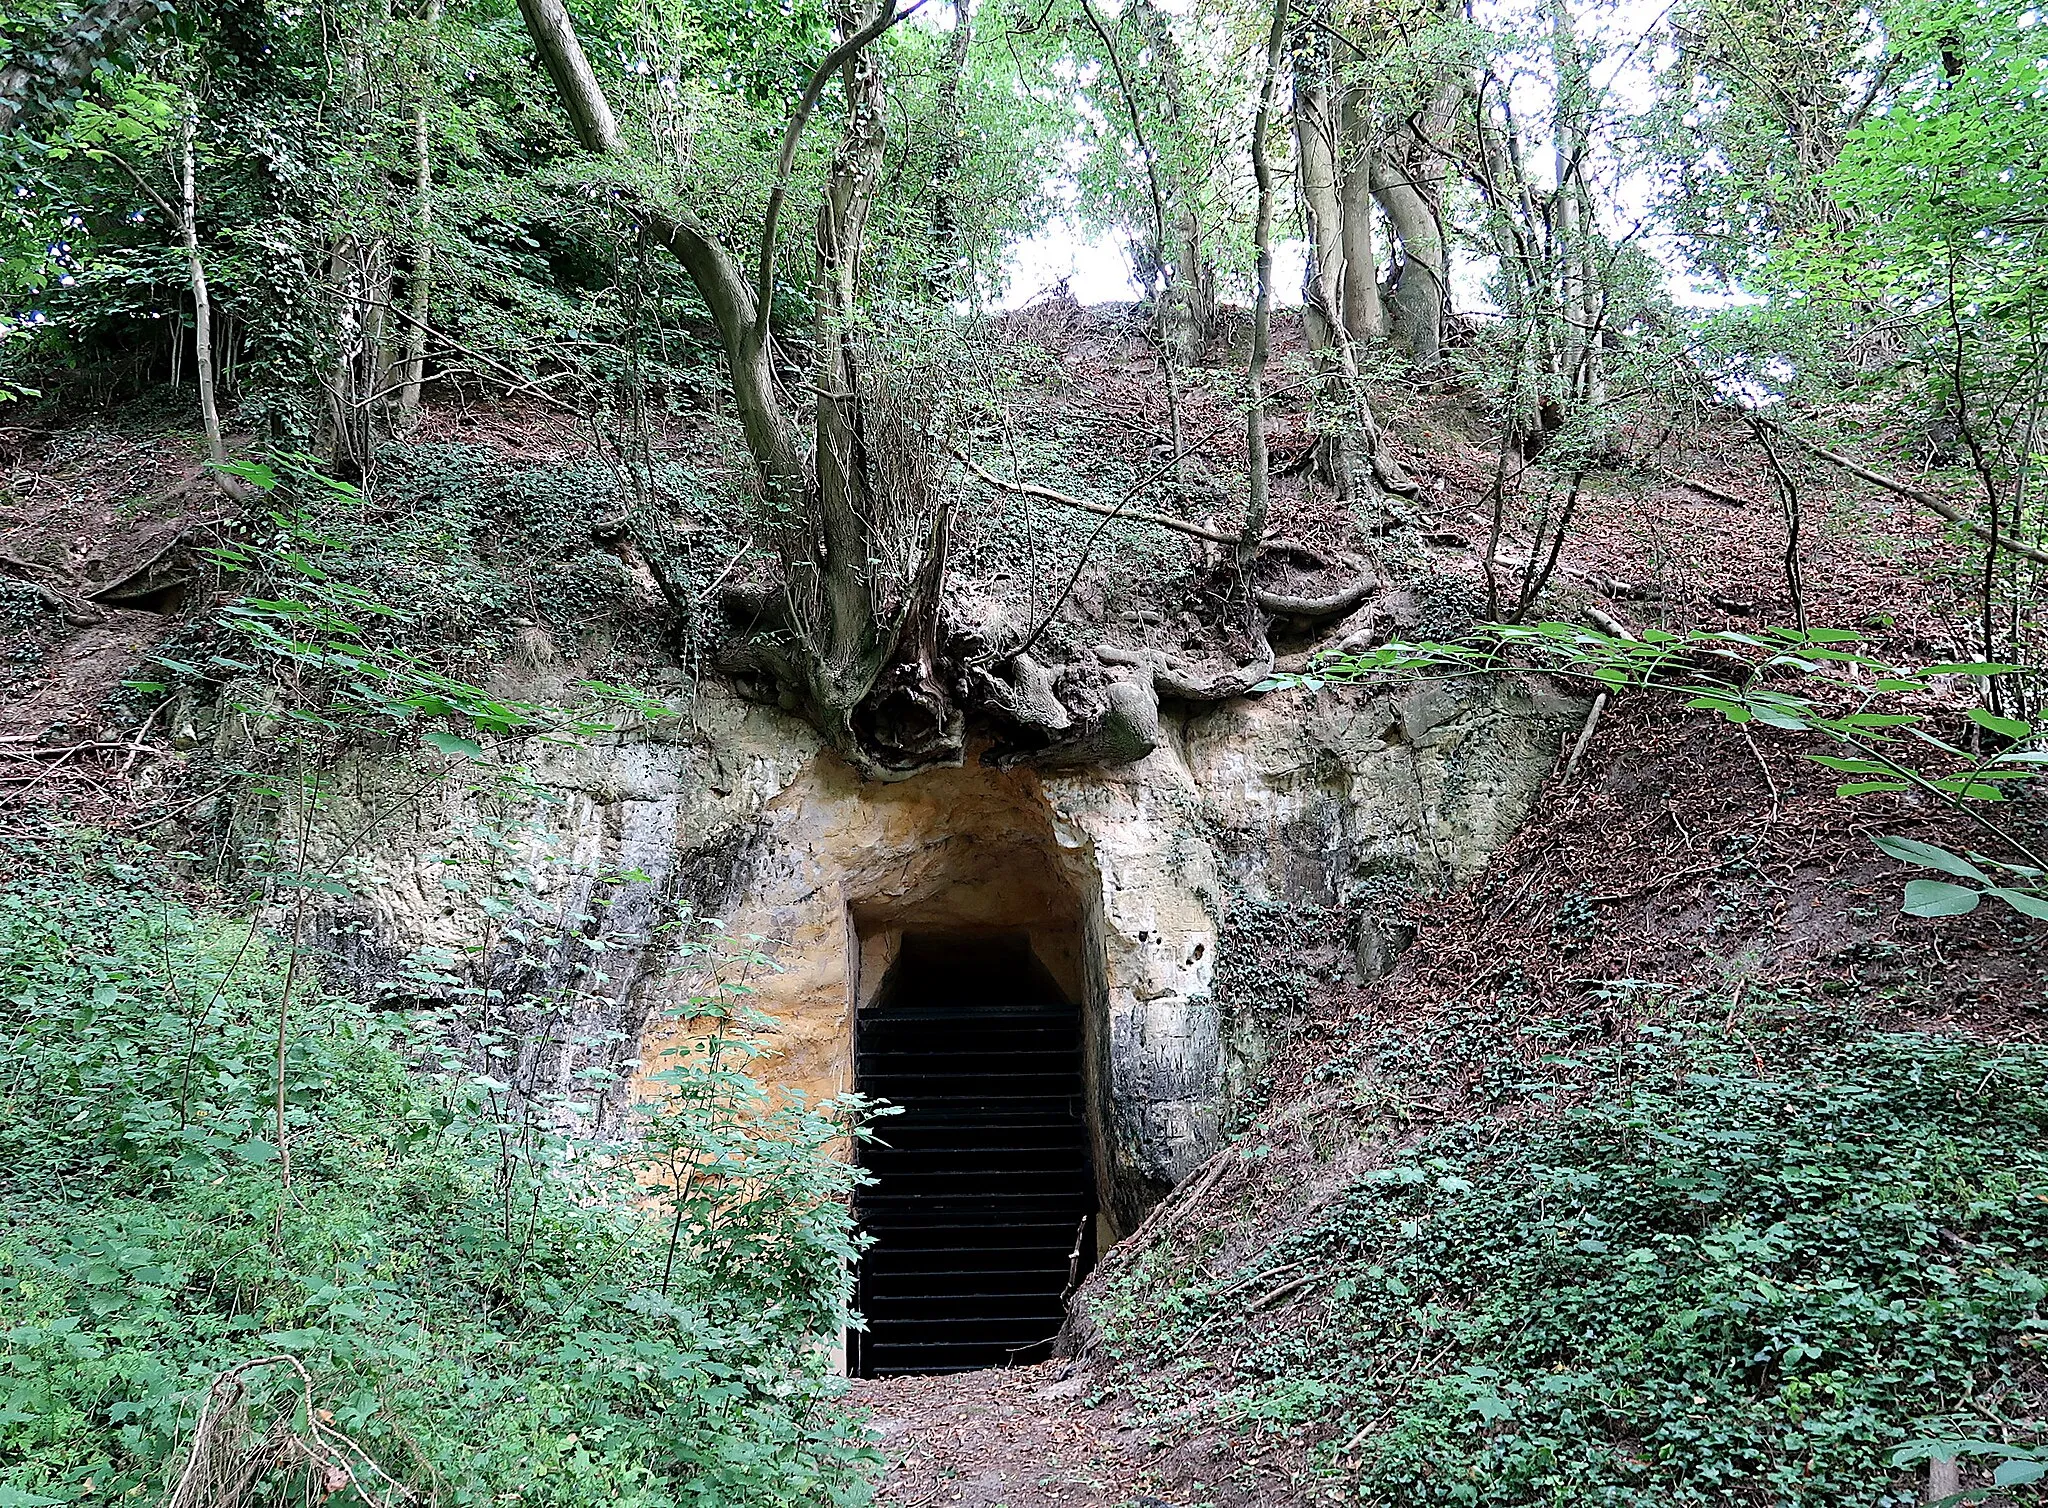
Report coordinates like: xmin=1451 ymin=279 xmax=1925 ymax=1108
xmin=516 ymin=0 xmax=969 ymax=779
xmin=513 ymin=0 xmax=1376 ymax=779
xmin=1774 ymin=0 xmax=2048 ymax=701
xmin=48 ymin=78 xmax=225 ymax=465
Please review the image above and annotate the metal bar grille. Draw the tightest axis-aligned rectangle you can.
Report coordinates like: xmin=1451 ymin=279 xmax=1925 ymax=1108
xmin=850 ymin=934 xmax=1096 ymax=1378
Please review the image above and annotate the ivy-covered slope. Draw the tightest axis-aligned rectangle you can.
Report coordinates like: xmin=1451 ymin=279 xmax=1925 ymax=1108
xmin=1057 ymin=683 xmax=2048 ymax=1508
xmin=1085 ymin=995 xmax=2048 ymax=1504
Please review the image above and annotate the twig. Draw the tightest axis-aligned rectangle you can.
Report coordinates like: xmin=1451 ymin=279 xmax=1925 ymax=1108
xmin=1096 ymin=1146 xmax=1232 ymax=1274
xmin=1665 ymin=472 xmax=1753 ymax=508
xmin=122 ymin=700 xmax=172 ymax=776
xmin=1561 ymin=607 xmax=1636 ymax=785
xmin=1560 ymin=693 xmax=1608 ymax=785
xmin=1741 ymin=727 xmax=1781 ymax=822
xmin=1246 ymin=1269 xmax=1326 ymax=1312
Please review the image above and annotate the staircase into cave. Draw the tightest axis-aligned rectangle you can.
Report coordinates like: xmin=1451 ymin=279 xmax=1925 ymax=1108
xmin=850 ymin=931 xmax=1097 ymax=1378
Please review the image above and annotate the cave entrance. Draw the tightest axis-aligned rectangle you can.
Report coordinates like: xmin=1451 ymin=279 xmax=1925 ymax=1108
xmin=849 ymin=930 xmax=1098 ymax=1378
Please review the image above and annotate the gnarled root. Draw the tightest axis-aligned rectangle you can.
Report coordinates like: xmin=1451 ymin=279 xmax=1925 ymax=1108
xmin=1254 ymin=576 xmax=1373 ymax=622
xmin=991 ymin=673 xmax=1164 ymax=769
xmin=1099 ymin=634 xmax=1276 ymax=703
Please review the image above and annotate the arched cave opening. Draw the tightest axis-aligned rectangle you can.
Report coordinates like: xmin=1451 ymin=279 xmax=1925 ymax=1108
xmin=848 ymin=929 xmax=1099 ymax=1378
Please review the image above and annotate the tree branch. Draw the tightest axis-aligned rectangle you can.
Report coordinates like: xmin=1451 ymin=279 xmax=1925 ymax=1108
xmin=754 ymin=0 xmax=926 ymax=339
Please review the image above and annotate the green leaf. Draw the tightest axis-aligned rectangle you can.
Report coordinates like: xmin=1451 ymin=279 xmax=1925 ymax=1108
xmin=422 ymin=730 xmax=486 ymax=760
xmin=1836 ymin=781 xmax=1910 ymax=796
xmin=235 ymin=1139 xmax=281 ymax=1163
xmin=1986 ymin=888 xmax=2048 ymax=921
xmin=1750 ymin=704 xmax=1809 ymax=730
xmin=1872 ymin=836 xmax=1991 ymax=881
xmin=0 ymin=1488 xmax=67 ymax=1508
xmin=1967 ymin=708 xmax=2035 ymax=740
xmin=1902 ymin=879 xmax=1983 ymax=917
xmin=1994 ymin=1460 xmax=2048 ymax=1488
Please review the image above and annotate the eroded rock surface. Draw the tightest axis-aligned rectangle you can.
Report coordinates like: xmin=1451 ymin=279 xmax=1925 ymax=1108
xmin=301 ymin=673 xmax=1577 ymax=1227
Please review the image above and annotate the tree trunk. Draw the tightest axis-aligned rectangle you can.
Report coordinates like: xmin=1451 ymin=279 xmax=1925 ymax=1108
xmin=929 ymin=0 xmax=972 ymax=283
xmin=514 ymin=0 xmax=803 ymax=501
xmin=1290 ymin=11 xmax=1360 ymax=498
xmin=1172 ymin=216 xmax=1213 ymax=359
xmin=1338 ymin=83 xmax=1385 ymax=342
xmin=1371 ymin=80 xmax=1458 ymax=368
xmin=1292 ymin=32 xmax=1346 ymax=352
xmin=397 ymin=0 xmax=443 ymax=428
xmin=1243 ymin=0 xmax=1289 ymax=563
xmin=178 ymin=111 xmax=224 ymax=467
xmin=0 ymin=0 xmax=163 ymax=135
xmin=808 ymin=0 xmax=890 ymax=684
xmin=1550 ymin=0 xmax=1590 ymax=401
xmin=517 ymin=0 xmax=962 ymax=778
xmin=1134 ymin=0 xmax=1210 ymax=362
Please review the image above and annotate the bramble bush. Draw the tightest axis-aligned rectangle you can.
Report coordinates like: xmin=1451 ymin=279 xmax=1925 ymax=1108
xmin=0 ymin=837 xmax=880 ymax=1507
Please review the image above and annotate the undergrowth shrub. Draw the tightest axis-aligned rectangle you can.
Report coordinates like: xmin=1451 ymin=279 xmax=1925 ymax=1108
xmin=0 ymin=838 xmax=878 ymax=1507
xmin=1092 ymin=998 xmax=2048 ymax=1505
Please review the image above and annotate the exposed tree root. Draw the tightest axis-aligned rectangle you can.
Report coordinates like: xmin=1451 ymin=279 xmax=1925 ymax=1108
xmin=1255 ymin=577 xmax=1375 ymax=620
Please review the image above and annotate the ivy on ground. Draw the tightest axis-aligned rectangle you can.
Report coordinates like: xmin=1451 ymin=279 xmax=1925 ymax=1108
xmin=1091 ymin=994 xmax=2048 ymax=1505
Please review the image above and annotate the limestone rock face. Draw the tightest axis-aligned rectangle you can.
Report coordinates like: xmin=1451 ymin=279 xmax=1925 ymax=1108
xmin=314 ymin=674 xmax=1576 ymax=1230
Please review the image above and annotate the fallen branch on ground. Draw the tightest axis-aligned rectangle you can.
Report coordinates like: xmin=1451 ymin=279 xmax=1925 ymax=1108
xmin=1769 ymin=426 xmax=2048 ymax=567
xmin=955 ymin=450 xmax=1240 ymax=545
xmin=1561 ymin=606 xmax=1636 ymax=785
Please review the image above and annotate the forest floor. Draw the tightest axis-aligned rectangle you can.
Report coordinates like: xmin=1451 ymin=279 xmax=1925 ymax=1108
xmin=852 ymin=1361 xmax=1321 ymax=1508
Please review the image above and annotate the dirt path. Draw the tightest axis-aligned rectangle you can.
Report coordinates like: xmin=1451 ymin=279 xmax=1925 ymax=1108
xmin=849 ymin=1363 xmax=1311 ymax=1507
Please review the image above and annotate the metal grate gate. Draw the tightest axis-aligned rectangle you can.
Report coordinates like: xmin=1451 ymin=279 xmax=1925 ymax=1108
xmin=849 ymin=933 xmax=1096 ymax=1378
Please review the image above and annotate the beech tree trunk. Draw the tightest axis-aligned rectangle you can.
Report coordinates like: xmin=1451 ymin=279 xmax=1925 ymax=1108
xmin=397 ymin=0 xmax=442 ymax=427
xmin=1338 ymin=84 xmax=1385 ymax=342
xmin=1289 ymin=10 xmax=1362 ymax=497
xmin=179 ymin=112 xmax=224 ymax=467
xmin=1292 ymin=30 xmax=1346 ymax=353
xmin=1371 ymin=81 xmax=1459 ymax=368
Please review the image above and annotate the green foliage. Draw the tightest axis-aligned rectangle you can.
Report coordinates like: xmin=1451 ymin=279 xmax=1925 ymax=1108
xmin=1094 ymin=998 xmax=2048 ymax=1505
xmin=0 ymin=837 xmax=879 ymax=1506
xmin=1645 ymin=0 xmax=1882 ymax=283
xmin=1791 ymin=0 xmax=2048 ymax=380
xmin=1274 ymin=623 xmax=2048 ymax=920
xmin=155 ymin=454 xmax=679 ymax=758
